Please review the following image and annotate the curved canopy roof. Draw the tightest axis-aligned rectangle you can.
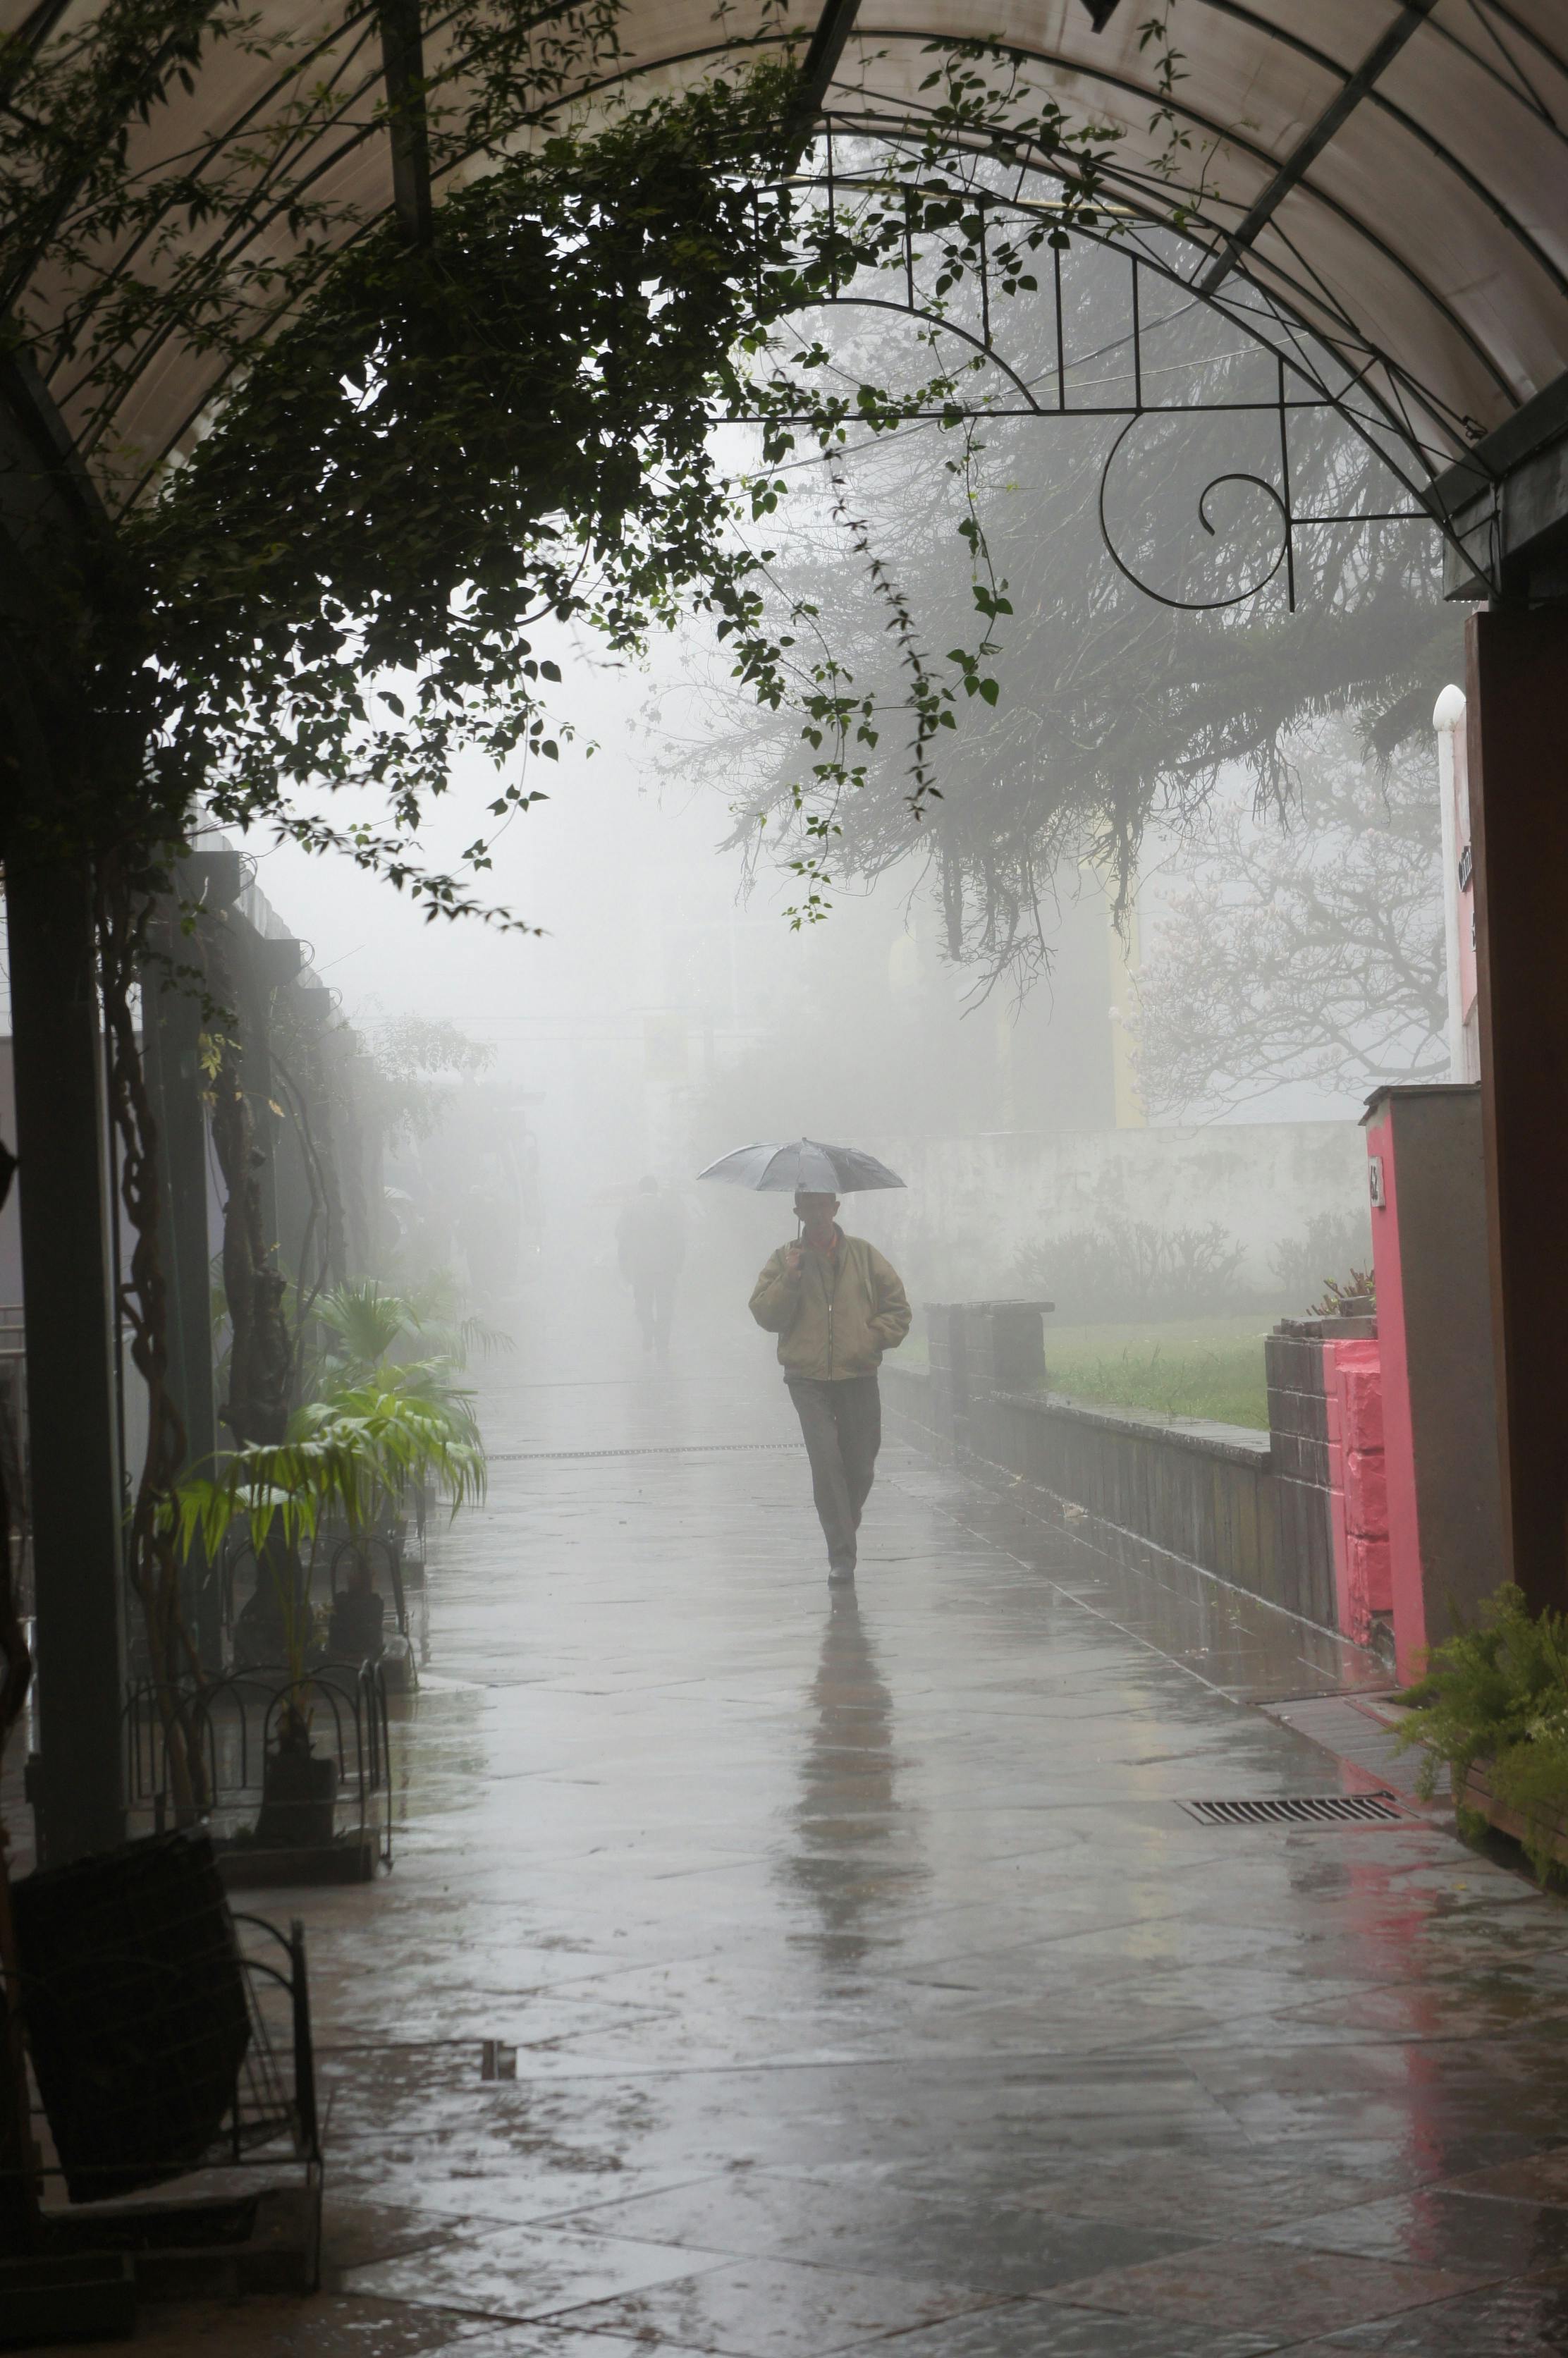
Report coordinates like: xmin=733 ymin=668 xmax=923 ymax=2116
xmin=4 ymin=0 xmax=1565 ymax=514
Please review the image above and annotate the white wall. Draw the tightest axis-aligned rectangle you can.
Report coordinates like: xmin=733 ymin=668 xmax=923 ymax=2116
xmin=866 ymin=1120 xmax=1370 ymax=1301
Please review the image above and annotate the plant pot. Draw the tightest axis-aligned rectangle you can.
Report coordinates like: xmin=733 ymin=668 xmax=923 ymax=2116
xmin=255 ymin=1747 xmax=338 ymax=1850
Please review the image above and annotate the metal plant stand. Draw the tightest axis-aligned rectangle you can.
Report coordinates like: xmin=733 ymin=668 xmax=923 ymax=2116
xmin=124 ymin=1661 xmax=394 ymax=1885
xmin=3 ymin=1888 xmax=322 ymax=2341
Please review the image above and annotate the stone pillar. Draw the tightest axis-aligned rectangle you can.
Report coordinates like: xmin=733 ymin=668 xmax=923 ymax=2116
xmin=231 ymin=924 xmax=301 ymax=1264
xmin=1264 ymin=1324 xmax=1339 ymax=1635
xmin=923 ymin=1303 xmax=967 ymax=1462
xmin=1466 ymin=604 xmax=1568 ymax=1615
xmin=140 ymin=851 xmax=241 ymax=1667
xmin=1363 ymin=1083 xmax=1503 ymax=1677
xmin=321 ymin=1022 xmax=370 ymax=1280
xmin=923 ymin=1300 xmax=1050 ymax=1467
xmin=286 ymin=980 xmax=338 ymax=1293
xmin=4 ymin=858 xmax=124 ymax=1861
xmin=977 ymin=1300 xmax=1051 ymax=1391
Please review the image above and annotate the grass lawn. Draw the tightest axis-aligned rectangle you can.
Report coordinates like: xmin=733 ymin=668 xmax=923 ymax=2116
xmin=1045 ymin=1316 xmax=1270 ymax=1430
xmin=896 ymin=1314 xmax=1270 ymax=1431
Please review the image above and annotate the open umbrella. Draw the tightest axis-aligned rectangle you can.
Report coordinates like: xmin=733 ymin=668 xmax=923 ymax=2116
xmin=695 ymin=1138 xmax=905 ymax=1194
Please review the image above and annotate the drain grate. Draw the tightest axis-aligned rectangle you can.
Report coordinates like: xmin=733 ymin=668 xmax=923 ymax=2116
xmin=489 ymin=1442 xmax=798 ymax=1462
xmin=1180 ymin=1792 xmax=1406 ymax=1828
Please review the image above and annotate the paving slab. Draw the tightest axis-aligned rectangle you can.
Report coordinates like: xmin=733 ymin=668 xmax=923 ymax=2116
xmin=13 ymin=1283 xmax=1568 ymax=2354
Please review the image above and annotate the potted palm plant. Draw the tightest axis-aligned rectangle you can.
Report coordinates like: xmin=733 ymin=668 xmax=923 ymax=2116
xmin=302 ymin=1278 xmax=504 ymax=1594
xmin=172 ymin=1385 xmax=484 ymax=1865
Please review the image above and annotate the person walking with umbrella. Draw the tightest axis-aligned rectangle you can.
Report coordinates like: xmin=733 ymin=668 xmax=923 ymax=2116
xmin=699 ymin=1141 xmax=911 ymax=1586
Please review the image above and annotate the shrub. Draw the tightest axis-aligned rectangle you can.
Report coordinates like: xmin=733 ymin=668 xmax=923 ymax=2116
xmin=1014 ymin=1216 xmax=1247 ymax=1321
xmin=1309 ymin=1266 xmax=1376 ymax=1317
xmin=1268 ymin=1210 xmax=1374 ymax=1310
xmin=1396 ymin=1584 xmax=1568 ymax=1881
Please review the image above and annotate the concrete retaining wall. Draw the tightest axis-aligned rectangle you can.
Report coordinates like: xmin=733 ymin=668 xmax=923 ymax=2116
xmin=1263 ymin=1326 xmax=1339 ymax=1633
xmin=883 ymin=1362 xmax=1293 ymax=1611
xmin=881 ymin=1286 xmax=1376 ymax=1633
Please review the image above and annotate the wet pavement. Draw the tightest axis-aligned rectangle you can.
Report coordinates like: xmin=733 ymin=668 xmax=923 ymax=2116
xmin=28 ymin=1283 xmax=1568 ymax=2353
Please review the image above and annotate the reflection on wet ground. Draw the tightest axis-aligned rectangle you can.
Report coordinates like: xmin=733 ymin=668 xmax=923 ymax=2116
xmin=35 ymin=1294 xmax=1568 ymax=2354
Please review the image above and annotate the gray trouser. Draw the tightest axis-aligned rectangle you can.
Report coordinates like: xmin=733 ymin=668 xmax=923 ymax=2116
xmin=787 ymin=1376 xmax=881 ymax=1568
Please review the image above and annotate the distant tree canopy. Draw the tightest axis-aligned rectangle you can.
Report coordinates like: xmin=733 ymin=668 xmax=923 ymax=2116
xmin=1132 ymin=720 xmax=1446 ymax=1119
xmin=368 ymin=1018 xmax=495 ymax=1149
xmin=694 ymin=286 xmax=1461 ymax=986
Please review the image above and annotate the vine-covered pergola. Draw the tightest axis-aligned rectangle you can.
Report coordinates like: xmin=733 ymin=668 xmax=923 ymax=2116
xmin=2 ymin=0 xmax=1566 ymax=1859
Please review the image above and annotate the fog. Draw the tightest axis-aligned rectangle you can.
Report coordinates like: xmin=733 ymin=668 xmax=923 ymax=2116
xmin=11 ymin=276 xmax=1440 ymax=1410
xmin=251 ymin=692 xmax=1405 ymax=1397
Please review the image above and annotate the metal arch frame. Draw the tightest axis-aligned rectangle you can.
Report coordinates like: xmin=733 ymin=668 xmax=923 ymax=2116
xmin=1186 ymin=1 xmax=1568 ymax=308
xmin=733 ymin=145 xmax=1462 ymax=609
xmin=807 ymin=87 xmax=1515 ymax=459
xmin=545 ymin=33 xmax=1550 ymax=463
xmin=4 ymin=30 xmax=1505 ymax=612
xmin=16 ymin=1 xmax=1559 ymax=513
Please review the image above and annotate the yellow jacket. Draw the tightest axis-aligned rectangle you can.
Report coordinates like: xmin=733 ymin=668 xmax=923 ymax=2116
xmin=749 ymin=1230 xmax=912 ymax=1381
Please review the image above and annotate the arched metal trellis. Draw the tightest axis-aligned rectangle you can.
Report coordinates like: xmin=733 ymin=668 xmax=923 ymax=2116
xmin=721 ymin=133 xmax=1474 ymax=613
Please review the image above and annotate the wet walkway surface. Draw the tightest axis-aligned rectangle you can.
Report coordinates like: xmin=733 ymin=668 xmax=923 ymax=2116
xmin=73 ymin=1294 xmax=1568 ymax=2353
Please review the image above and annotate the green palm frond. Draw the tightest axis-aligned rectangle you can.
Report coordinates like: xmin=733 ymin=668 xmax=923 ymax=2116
xmin=455 ymin=1313 xmax=514 ymax=1364
xmin=169 ymin=1383 xmax=486 ymax=1564
xmin=293 ymin=1384 xmax=486 ymax=1510
xmin=314 ymin=1281 xmax=414 ymax=1373
xmin=311 ymin=1277 xmax=512 ymax=1383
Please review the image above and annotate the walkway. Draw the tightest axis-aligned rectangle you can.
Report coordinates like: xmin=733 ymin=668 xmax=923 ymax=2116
xmin=105 ymin=1287 xmax=1568 ymax=2355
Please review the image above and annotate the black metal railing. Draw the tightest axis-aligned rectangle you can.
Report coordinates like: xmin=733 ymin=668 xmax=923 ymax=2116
xmin=123 ymin=1658 xmax=393 ymax=1868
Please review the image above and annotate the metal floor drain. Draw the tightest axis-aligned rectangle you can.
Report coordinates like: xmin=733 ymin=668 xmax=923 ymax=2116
xmin=1180 ymin=1792 xmax=1406 ymax=1828
xmin=489 ymin=1442 xmax=799 ymax=1462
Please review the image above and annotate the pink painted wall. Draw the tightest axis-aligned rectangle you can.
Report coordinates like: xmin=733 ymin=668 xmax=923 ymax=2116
xmin=1364 ymin=1108 xmax=1427 ymax=1681
xmin=1324 ymin=1338 xmax=1388 ymax=1648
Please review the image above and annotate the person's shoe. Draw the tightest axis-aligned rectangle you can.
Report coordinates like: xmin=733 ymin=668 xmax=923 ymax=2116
xmin=828 ymin=1557 xmax=856 ymax=1587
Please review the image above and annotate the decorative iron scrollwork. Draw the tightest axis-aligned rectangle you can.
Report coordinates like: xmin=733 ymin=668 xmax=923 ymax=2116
xmin=1096 ymin=413 xmax=1296 ymax=612
xmin=763 ymin=146 xmax=1452 ymax=604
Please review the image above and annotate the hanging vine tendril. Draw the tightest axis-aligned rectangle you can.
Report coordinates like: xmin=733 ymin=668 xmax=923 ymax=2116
xmin=97 ymin=857 xmax=210 ymax=1823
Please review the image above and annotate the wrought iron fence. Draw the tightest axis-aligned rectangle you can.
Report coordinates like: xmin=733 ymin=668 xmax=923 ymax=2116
xmin=123 ymin=1659 xmax=393 ymax=1869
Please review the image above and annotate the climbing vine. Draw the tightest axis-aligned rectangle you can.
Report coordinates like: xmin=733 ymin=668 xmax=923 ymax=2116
xmin=0 ymin=0 xmax=1197 ymax=1706
xmin=97 ymin=856 xmax=210 ymax=1818
xmin=2 ymin=8 xmax=1146 ymax=911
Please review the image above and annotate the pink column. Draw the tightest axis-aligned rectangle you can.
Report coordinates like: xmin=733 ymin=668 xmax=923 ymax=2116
xmin=1324 ymin=1338 xmax=1388 ymax=1649
xmin=1364 ymin=1107 xmax=1426 ymax=1680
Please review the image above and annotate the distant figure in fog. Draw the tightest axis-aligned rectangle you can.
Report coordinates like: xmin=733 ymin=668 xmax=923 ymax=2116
xmin=618 ymin=1177 xmax=687 ymax=1361
xmin=749 ymin=1190 xmax=911 ymax=1586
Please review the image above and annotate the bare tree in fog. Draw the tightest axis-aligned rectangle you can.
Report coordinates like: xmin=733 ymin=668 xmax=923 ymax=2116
xmin=369 ymin=1018 xmax=496 ymax=1148
xmin=691 ymin=286 xmax=1459 ymax=991
xmin=1133 ymin=722 xmax=1446 ymax=1118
